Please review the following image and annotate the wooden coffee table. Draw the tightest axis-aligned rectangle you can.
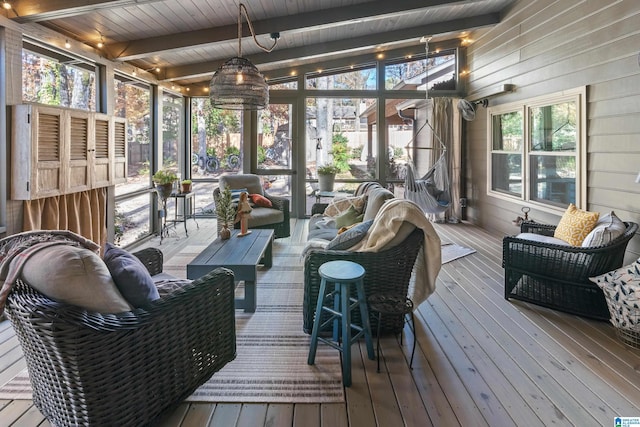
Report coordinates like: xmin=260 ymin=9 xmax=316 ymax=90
xmin=186 ymin=229 xmax=274 ymax=312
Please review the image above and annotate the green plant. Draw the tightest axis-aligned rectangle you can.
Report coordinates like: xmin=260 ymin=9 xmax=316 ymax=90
xmin=330 ymin=132 xmax=350 ymax=172
xmin=152 ymin=169 xmax=178 ymax=185
xmin=215 ymin=186 xmax=236 ymax=226
xmin=181 ymin=179 xmax=192 ymax=185
xmin=317 ymin=163 xmax=340 ymax=175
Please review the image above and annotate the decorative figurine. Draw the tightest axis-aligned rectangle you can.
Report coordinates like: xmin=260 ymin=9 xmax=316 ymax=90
xmin=236 ymin=191 xmax=253 ymax=236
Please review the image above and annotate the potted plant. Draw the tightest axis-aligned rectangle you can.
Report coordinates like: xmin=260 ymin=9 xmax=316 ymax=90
xmin=317 ymin=163 xmax=340 ymax=192
xmin=215 ymin=185 xmax=236 ymax=239
xmin=152 ymin=169 xmax=178 ymax=199
xmin=180 ymin=179 xmax=192 ymax=193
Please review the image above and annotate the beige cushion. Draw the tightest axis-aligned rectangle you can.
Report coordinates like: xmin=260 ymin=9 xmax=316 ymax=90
xmin=246 ymin=207 xmax=284 ymax=227
xmin=581 ymin=211 xmax=626 ymax=247
xmin=323 ymin=195 xmax=366 ymax=217
xmin=20 ymin=245 xmax=132 ymax=313
xmin=553 ymin=203 xmax=599 ymax=246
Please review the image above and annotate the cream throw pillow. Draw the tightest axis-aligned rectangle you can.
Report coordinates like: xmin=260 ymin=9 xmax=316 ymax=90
xmin=323 ymin=195 xmax=366 ymax=217
xmin=553 ymin=203 xmax=599 ymax=246
xmin=20 ymin=245 xmax=132 ymax=313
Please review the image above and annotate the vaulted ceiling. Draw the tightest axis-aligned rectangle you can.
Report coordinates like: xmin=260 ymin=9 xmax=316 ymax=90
xmin=6 ymin=0 xmax=516 ymax=88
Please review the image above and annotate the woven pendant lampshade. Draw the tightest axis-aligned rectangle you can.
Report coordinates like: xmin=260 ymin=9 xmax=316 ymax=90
xmin=209 ymin=3 xmax=278 ymax=110
xmin=210 ymin=57 xmax=268 ymax=110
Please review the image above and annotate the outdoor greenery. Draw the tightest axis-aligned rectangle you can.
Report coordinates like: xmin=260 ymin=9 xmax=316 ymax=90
xmin=330 ymin=132 xmax=350 ymax=172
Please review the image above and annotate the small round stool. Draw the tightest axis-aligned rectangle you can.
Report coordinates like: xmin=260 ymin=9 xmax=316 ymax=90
xmin=367 ymin=294 xmax=415 ymax=373
xmin=307 ymin=260 xmax=375 ymax=387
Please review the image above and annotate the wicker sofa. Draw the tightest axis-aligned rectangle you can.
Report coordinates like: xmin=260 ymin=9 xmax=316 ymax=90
xmin=214 ymin=174 xmax=290 ymax=238
xmin=503 ymin=220 xmax=638 ymax=320
xmin=4 ymin=247 xmax=236 ymax=427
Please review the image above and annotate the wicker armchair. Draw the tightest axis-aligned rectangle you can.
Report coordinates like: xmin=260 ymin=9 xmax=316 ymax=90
xmin=303 ymin=227 xmax=424 ymax=335
xmin=503 ymin=221 xmax=638 ymax=320
xmin=5 ymin=247 xmax=236 ymax=427
xmin=214 ymin=174 xmax=290 ymax=238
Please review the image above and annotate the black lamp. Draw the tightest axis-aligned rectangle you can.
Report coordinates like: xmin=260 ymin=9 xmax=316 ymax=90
xmin=209 ymin=3 xmax=279 ymax=110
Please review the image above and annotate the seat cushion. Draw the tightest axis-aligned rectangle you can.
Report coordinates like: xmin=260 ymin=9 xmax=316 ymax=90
xmin=246 ymin=207 xmax=284 ymax=228
xmin=581 ymin=211 xmax=626 ymax=247
xmin=19 ymin=245 xmax=132 ymax=313
xmin=516 ymin=233 xmax=571 ymax=246
xmin=553 ymin=203 xmax=599 ymax=246
xmin=103 ymin=243 xmax=160 ymax=308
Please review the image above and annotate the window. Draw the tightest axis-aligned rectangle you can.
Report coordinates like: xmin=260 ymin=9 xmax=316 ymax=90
xmin=488 ymin=88 xmax=586 ymax=210
xmin=385 ymin=49 xmax=457 ymax=91
xmin=306 ymin=65 xmax=376 ymax=90
xmin=22 ymin=40 xmax=96 ymax=111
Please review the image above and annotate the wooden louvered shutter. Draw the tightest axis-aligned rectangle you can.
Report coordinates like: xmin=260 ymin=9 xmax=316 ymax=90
xmin=113 ymin=117 xmax=127 ymax=183
xmin=94 ymin=114 xmax=112 ymax=187
xmin=66 ymin=111 xmax=91 ymax=193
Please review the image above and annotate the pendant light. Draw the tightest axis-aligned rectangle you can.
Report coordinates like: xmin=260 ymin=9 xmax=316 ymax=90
xmin=209 ymin=3 xmax=279 ymax=110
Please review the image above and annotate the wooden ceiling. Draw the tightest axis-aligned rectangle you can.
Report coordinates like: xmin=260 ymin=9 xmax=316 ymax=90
xmin=5 ymin=0 xmax=516 ymax=88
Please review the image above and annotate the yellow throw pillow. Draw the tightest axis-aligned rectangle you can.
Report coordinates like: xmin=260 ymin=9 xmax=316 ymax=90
xmin=553 ymin=204 xmax=599 ymax=246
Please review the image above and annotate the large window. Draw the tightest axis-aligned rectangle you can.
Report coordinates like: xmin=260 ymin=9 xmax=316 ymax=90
xmin=488 ymin=88 xmax=586 ymax=210
xmin=306 ymin=65 xmax=376 ymax=90
xmin=22 ymin=41 xmax=96 ymax=111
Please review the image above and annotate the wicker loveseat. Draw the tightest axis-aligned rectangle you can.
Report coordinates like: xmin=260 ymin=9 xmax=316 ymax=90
xmin=214 ymin=174 xmax=290 ymax=238
xmin=303 ymin=227 xmax=425 ymax=335
xmin=4 ymin=247 xmax=237 ymax=427
xmin=503 ymin=220 xmax=638 ymax=320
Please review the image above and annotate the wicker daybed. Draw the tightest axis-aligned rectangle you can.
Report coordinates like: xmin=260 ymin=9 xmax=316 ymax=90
xmin=503 ymin=220 xmax=638 ymax=320
xmin=4 ymin=247 xmax=237 ymax=427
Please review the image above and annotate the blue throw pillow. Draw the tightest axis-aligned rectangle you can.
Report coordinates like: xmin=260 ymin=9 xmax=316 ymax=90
xmin=103 ymin=243 xmax=159 ymax=308
xmin=327 ymin=219 xmax=374 ymax=250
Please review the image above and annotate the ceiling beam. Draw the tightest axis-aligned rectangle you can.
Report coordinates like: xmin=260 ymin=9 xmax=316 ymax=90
xmin=162 ymin=13 xmax=498 ymax=81
xmin=9 ymin=0 xmax=165 ymax=23
xmin=107 ymin=0 xmax=477 ymax=61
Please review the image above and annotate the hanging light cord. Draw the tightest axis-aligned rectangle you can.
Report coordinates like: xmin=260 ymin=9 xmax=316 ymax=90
xmin=404 ymin=35 xmax=446 ymax=156
xmin=238 ymin=3 xmax=278 ymax=57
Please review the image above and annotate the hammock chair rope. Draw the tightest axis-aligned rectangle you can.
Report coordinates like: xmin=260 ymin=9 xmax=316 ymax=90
xmin=403 ymin=37 xmax=451 ymax=214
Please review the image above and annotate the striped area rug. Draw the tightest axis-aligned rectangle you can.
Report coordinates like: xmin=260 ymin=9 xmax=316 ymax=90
xmin=0 ymin=243 xmax=345 ymax=403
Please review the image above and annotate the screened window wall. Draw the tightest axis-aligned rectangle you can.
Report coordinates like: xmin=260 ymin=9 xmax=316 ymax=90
xmin=189 ymin=98 xmax=244 ymax=216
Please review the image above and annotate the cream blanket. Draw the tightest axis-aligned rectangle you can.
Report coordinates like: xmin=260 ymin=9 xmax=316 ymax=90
xmin=350 ymin=199 xmax=441 ymax=308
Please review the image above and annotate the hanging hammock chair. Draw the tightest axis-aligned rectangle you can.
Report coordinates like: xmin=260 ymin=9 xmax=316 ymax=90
xmin=404 ymin=147 xmax=451 ymax=214
xmin=403 ymin=36 xmax=451 ymax=214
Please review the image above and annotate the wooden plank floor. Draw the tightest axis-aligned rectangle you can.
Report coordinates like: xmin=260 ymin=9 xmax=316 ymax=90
xmin=1 ymin=218 xmax=640 ymax=426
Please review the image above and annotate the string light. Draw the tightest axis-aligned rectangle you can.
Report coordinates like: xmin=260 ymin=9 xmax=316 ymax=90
xmin=2 ymin=2 xmax=11 ymax=10
xmin=64 ymin=40 xmax=71 ymax=49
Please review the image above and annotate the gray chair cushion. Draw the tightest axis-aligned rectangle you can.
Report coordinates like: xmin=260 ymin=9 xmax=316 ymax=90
xmin=308 ymin=228 xmax=339 ymax=241
xmin=246 ymin=207 xmax=284 ymax=228
xmin=219 ymin=174 xmax=264 ymax=196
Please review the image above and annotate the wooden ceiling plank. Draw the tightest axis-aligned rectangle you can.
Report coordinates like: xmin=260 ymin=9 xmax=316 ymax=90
xmin=163 ymin=13 xmax=499 ymax=81
xmin=11 ymin=0 xmax=166 ymax=23
xmin=108 ymin=0 xmax=475 ymax=61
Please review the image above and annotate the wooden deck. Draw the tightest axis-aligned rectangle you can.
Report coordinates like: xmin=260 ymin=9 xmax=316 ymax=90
xmin=1 ymin=218 xmax=640 ymax=426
